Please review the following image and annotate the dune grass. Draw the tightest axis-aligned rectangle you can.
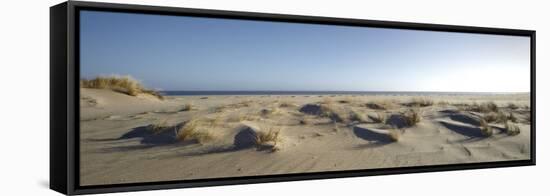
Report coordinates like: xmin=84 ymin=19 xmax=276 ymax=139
xmin=479 ymin=118 xmax=493 ymax=137
xmin=388 ymin=128 xmax=401 ymax=142
xmin=176 ymin=119 xmax=215 ymax=144
xmin=278 ymin=101 xmax=296 ymax=108
xmin=507 ymin=103 xmax=519 ymax=110
xmin=319 ymin=104 xmax=345 ymax=123
xmin=483 ymin=111 xmax=507 ymax=123
xmin=484 ymin=111 xmax=517 ymax=123
xmin=369 ymin=112 xmax=387 ymax=124
xmin=504 ymin=122 xmax=521 ymax=136
xmin=437 ymin=101 xmax=450 ymax=106
xmin=365 ymin=100 xmax=393 ymax=110
xmin=403 ymin=109 xmax=422 ymax=127
xmin=321 ymin=97 xmax=334 ymax=105
xmin=405 ymin=97 xmax=434 ymax=107
xmin=467 ymin=102 xmax=499 ymax=113
xmin=256 ymin=126 xmax=282 ymax=152
xmin=148 ymin=120 xmax=169 ymax=134
xmin=260 ymin=107 xmax=281 ymax=116
xmin=180 ymin=103 xmax=193 ymax=111
xmin=508 ymin=112 xmax=518 ymax=123
xmin=349 ymin=109 xmax=367 ymax=123
xmin=81 ymin=75 xmax=163 ymax=99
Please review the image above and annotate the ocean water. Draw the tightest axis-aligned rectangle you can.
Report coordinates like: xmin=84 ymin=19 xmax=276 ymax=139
xmin=161 ymin=91 xmax=515 ymax=96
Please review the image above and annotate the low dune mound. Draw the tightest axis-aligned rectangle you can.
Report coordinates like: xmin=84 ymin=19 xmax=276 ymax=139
xmin=233 ymin=124 xmax=283 ymax=152
xmin=81 ymin=75 xmax=163 ymax=99
xmin=234 ymin=125 xmax=259 ymax=149
xmin=80 ymin=88 xmax=179 ymax=120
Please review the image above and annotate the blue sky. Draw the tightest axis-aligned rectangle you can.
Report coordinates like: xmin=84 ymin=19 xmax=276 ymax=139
xmin=80 ymin=10 xmax=530 ymax=92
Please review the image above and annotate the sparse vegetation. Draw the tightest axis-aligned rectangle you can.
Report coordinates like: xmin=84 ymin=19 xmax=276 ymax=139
xmin=338 ymin=97 xmax=355 ymax=104
xmin=508 ymin=112 xmax=518 ymax=123
xmin=260 ymin=107 xmax=281 ymax=116
xmin=349 ymin=109 xmax=367 ymax=122
xmin=388 ymin=128 xmax=401 ymax=142
xmin=365 ymin=100 xmax=393 ymax=110
xmin=479 ymin=119 xmax=493 ymax=137
xmin=507 ymin=103 xmax=519 ymax=110
xmin=403 ymin=109 xmax=422 ymax=127
xmin=321 ymin=97 xmax=334 ymax=105
xmin=406 ymin=97 xmax=434 ymax=107
xmin=437 ymin=101 xmax=450 ymax=106
xmin=467 ymin=102 xmax=499 ymax=113
xmin=483 ymin=111 xmax=507 ymax=123
xmin=180 ymin=103 xmax=193 ymax=111
xmin=176 ymin=119 xmax=215 ymax=144
xmin=278 ymin=101 xmax=296 ymax=108
xmin=504 ymin=122 xmax=521 ymax=136
xmin=256 ymin=126 xmax=282 ymax=152
xmin=320 ymin=104 xmax=344 ymax=122
xmin=299 ymin=117 xmax=310 ymax=125
xmin=81 ymin=75 xmax=163 ymax=99
xmin=369 ymin=112 xmax=387 ymax=123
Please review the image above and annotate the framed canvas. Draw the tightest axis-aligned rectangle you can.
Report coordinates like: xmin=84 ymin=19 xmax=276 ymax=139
xmin=50 ymin=1 xmax=536 ymax=195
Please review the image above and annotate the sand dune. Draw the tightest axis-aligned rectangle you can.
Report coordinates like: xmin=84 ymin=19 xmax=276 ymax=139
xmin=80 ymin=90 xmax=531 ymax=186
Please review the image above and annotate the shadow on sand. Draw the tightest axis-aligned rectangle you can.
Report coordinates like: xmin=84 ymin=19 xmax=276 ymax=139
xmin=352 ymin=126 xmax=394 ymax=147
xmin=438 ymin=121 xmax=496 ymax=143
xmin=96 ymin=124 xmax=199 ymax=153
xmin=448 ymin=113 xmax=481 ymax=127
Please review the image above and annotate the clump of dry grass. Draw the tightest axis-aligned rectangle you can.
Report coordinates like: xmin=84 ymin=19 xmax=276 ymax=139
xmin=365 ymin=100 xmax=392 ymax=110
xmin=81 ymin=75 xmax=163 ymax=99
xmin=278 ymin=101 xmax=296 ymax=108
xmin=227 ymin=113 xmax=258 ymax=122
xmin=479 ymin=119 xmax=493 ymax=137
xmin=507 ymin=103 xmax=519 ymax=110
xmin=321 ymin=97 xmax=334 ymax=105
xmin=437 ymin=101 xmax=450 ymax=106
xmin=467 ymin=102 xmax=499 ymax=113
xmin=176 ymin=119 xmax=215 ymax=144
xmin=388 ymin=128 xmax=401 ymax=142
xmin=260 ymin=107 xmax=281 ymax=116
xmin=349 ymin=109 xmax=367 ymax=123
xmin=180 ymin=103 xmax=193 ymax=111
xmin=148 ymin=120 xmax=169 ymax=134
xmin=483 ymin=111 xmax=507 ymax=123
xmin=369 ymin=112 xmax=387 ymax=124
xmin=320 ymin=104 xmax=344 ymax=122
xmin=406 ymin=97 xmax=434 ymax=107
xmin=299 ymin=117 xmax=310 ymax=125
xmin=403 ymin=109 xmax=422 ymax=127
xmin=508 ymin=112 xmax=518 ymax=123
xmin=338 ymin=97 xmax=355 ymax=104
xmin=504 ymin=122 xmax=521 ymax=136
xmin=255 ymin=126 xmax=282 ymax=152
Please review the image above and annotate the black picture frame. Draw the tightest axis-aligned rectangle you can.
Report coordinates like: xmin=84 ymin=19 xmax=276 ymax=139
xmin=50 ymin=1 xmax=536 ymax=195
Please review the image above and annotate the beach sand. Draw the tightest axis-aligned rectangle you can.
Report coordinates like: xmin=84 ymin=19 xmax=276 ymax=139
xmin=79 ymin=88 xmax=531 ymax=186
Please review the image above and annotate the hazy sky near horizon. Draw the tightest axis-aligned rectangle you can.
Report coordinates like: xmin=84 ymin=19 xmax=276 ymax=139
xmin=80 ymin=10 xmax=530 ymax=92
